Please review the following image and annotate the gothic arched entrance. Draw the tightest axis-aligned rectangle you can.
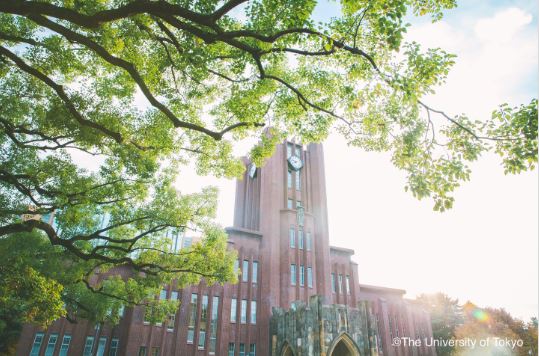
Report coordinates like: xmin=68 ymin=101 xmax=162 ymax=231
xmin=281 ymin=342 xmax=295 ymax=356
xmin=327 ymin=333 xmax=360 ymax=356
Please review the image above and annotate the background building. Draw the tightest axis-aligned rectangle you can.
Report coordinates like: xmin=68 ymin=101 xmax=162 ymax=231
xmin=16 ymin=141 xmax=435 ymax=356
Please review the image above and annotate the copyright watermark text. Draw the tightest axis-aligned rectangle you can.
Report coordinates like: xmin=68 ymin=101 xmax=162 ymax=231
xmin=391 ymin=337 xmax=524 ymax=350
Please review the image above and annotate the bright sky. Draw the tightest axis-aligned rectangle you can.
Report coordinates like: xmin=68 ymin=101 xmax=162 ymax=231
xmin=174 ymin=1 xmax=538 ymax=320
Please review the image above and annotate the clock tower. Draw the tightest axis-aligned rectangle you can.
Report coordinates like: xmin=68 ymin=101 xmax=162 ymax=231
xmin=231 ymin=141 xmax=336 ymax=309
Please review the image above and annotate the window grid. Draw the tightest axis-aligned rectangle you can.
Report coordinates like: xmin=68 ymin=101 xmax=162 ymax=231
xmin=230 ymin=298 xmax=237 ymax=323
xmin=109 ymin=338 xmax=119 ymax=356
xmin=289 ymin=227 xmax=295 ymax=248
xmin=300 ymin=265 xmax=305 ymax=286
xmin=167 ymin=313 xmax=175 ymax=331
xmin=239 ymin=343 xmax=246 ymax=356
xmin=30 ymin=332 xmax=45 ymax=356
xmin=198 ymin=295 xmax=208 ymax=349
xmin=228 ymin=343 xmax=235 ymax=356
xmin=187 ymin=293 xmax=198 ymax=343
xmin=250 ymin=300 xmax=257 ymax=324
xmin=242 ymin=260 xmax=249 ymax=282
xmin=83 ymin=336 xmax=94 ymax=356
xmin=96 ymin=337 xmax=106 ymax=356
xmin=240 ymin=299 xmax=247 ymax=324
xmin=58 ymin=334 xmax=71 ymax=356
xmin=44 ymin=333 xmax=58 ymax=356
xmin=287 ymin=169 xmax=292 ymax=188
xmin=209 ymin=296 xmax=219 ymax=353
xmin=252 ymin=261 xmax=258 ymax=284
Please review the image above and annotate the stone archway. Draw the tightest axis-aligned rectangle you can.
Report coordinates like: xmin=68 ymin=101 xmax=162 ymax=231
xmin=327 ymin=333 xmax=360 ymax=356
xmin=281 ymin=342 xmax=295 ymax=356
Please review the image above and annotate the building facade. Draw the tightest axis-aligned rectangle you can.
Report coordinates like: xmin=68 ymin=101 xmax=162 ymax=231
xmin=16 ymin=141 xmax=435 ymax=356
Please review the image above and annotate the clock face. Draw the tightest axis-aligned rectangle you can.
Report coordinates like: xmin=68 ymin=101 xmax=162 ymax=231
xmin=288 ymin=155 xmax=303 ymax=171
xmin=248 ymin=163 xmax=257 ymax=178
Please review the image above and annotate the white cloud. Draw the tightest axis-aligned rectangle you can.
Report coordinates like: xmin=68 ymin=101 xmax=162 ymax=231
xmin=474 ymin=7 xmax=533 ymax=43
xmin=405 ymin=7 xmax=537 ymax=121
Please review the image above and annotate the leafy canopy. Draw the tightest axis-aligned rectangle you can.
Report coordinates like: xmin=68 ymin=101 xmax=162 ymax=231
xmin=0 ymin=0 xmax=536 ymax=338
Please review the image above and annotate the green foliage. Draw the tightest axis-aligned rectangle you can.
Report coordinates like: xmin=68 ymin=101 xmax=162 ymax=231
xmin=416 ymin=293 xmax=463 ymax=356
xmin=0 ymin=0 xmax=536 ymax=344
xmin=455 ymin=302 xmax=537 ymax=356
xmin=488 ymin=99 xmax=538 ymax=174
xmin=416 ymin=294 xmax=538 ymax=356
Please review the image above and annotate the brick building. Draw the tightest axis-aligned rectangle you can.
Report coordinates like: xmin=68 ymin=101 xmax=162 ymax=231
xmin=16 ymin=141 xmax=435 ymax=356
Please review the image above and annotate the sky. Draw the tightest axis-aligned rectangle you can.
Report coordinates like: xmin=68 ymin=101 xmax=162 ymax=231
xmin=172 ymin=1 xmax=538 ymax=320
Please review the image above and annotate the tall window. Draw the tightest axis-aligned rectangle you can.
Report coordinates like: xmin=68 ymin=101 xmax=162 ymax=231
xmin=109 ymin=338 xmax=119 ymax=356
xmin=171 ymin=291 xmax=179 ymax=300
xmin=307 ymin=267 xmax=313 ymax=288
xmin=201 ymin=295 xmax=209 ymax=320
xmin=58 ymin=334 xmax=71 ymax=356
xmin=83 ymin=336 xmax=95 ymax=356
xmin=331 ymin=273 xmax=336 ymax=293
xmin=159 ymin=289 xmax=167 ymax=300
xmin=240 ymin=299 xmax=247 ymax=324
xmin=300 ymin=265 xmax=305 ymax=286
xmin=306 ymin=232 xmax=312 ymax=251
xmin=250 ymin=300 xmax=257 ymax=324
xmin=239 ymin=343 xmax=246 ymax=356
xmin=199 ymin=295 xmax=208 ymax=349
xmin=44 ymin=333 xmax=58 ymax=356
xmin=287 ymin=169 xmax=292 ymax=188
xmin=138 ymin=347 xmax=147 ymax=356
xmin=287 ymin=143 xmax=293 ymax=158
xmin=209 ymin=296 xmax=219 ymax=353
xmin=290 ymin=264 xmax=297 ymax=285
xmin=296 ymin=200 xmax=302 ymax=209
xmin=230 ymin=298 xmax=237 ymax=323
xmin=183 ymin=236 xmax=193 ymax=248
xmin=151 ymin=347 xmax=159 ymax=356
xmin=298 ymin=230 xmax=304 ymax=249
xmin=287 ymin=198 xmax=293 ymax=209
xmin=295 ymin=170 xmax=301 ymax=190
xmin=289 ymin=227 xmax=295 ymax=248
xmin=167 ymin=313 xmax=176 ymax=331
xmin=252 ymin=261 xmax=258 ymax=284
xmin=249 ymin=343 xmax=256 ymax=356
xmin=187 ymin=293 xmax=198 ymax=343
xmin=118 ymin=305 xmax=125 ymax=318
xmin=234 ymin=259 xmax=239 ymax=273
xmin=228 ymin=343 xmax=235 ymax=356
xmin=346 ymin=276 xmax=351 ymax=295
xmin=242 ymin=260 xmax=249 ymax=282
xmin=30 ymin=332 xmax=45 ymax=356
xmin=96 ymin=337 xmax=107 ymax=356
xmin=338 ymin=274 xmax=343 ymax=293
xmin=198 ymin=330 xmax=206 ymax=349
